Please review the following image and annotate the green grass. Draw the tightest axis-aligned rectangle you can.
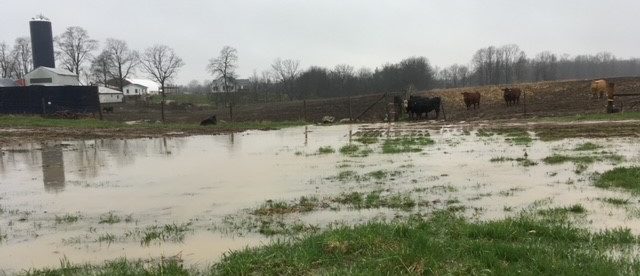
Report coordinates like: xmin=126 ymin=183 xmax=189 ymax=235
xmin=382 ymin=136 xmax=435 ymax=154
xmin=543 ymin=153 xmax=624 ymax=165
xmin=599 ymin=197 xmax=630 ymax=206
xmin=489 ymin=157 xmax=537 ymax=167
xmin=98 ymin=212 xmax=121 ymax=224
xmin=540 ymin=112 xmax=640 ymax=122
xmin=140 ymin=223 xmax=192 ymax=246
xmin=251 ymin=197 xmax=320 ymax=216
xmin=97 ymin=233 xmax=116 ymax=244
xmin=317 ymin=146 xmax=335 ymax=154
xmin=354 ymin=136 xmax=379 ymax=145
xmin=339 ymin=144 xmax=360 ymax=155
xmin=23 ymin=257 xmax=190 ymax=275
xmin=54 ymin=213 xmax=80 ymax=224
xmin=595 ymin=167 xmax=640 ymax=193
xmin=212 ymin=211 xmax=640 ymax=275
xmin=573 ymin=142 xmax=603 ymax=151
xmin=333 ymin=191 xmax=416 ymax=211
xmin=0 ymin=115 xmax=305 ymax=131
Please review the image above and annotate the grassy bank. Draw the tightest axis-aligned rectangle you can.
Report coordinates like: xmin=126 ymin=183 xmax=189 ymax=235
xmin=25 ymin=211 xmax=640 ymax=275
xmin=539 ymin=111 xmax=640 ymax=122
xmin=0 ymin=115 xmax=306 ymax=131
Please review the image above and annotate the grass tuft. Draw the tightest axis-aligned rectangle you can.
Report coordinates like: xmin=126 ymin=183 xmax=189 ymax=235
xmin=595 ymin=167 xmax=640 ymax=193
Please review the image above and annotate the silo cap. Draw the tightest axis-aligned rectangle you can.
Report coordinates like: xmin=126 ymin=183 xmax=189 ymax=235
xmin=31 ymin=14 xmax=50 ymax=21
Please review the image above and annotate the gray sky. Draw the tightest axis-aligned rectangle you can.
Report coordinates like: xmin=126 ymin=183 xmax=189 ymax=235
xmin=2 ymin=0 xmax=639 ymax=84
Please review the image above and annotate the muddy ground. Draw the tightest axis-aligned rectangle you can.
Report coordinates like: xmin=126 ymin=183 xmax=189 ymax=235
xmin=100 ymin=76 xmax=640 ymax=123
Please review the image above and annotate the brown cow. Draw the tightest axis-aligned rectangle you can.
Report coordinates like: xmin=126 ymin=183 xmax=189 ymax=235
xmin=502 ymin=88 xmax=522 ymax=106
xmin=591 ymin=79 xmax=615 ymax=100
xmin=461 ymin=92 xmax=481 ymax=109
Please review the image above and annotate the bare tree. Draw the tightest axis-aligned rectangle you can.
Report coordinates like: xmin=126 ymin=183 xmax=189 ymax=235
xmin=0 ymin=42 xmax=16 ymax=78
xmin=12 ymin=37 xmax=32 ymax=78
xmin=207 ymin=46 xmax=238 ymax=119
xmin=271 ymin=58 xmax=300 ymax=99
xmin=89 ymin=50 xmax=112 ymax=85
xmin=139 ymin=44 xmax=185 ymax=122
xmin=104 ymin=38 xmax=138 ymax=91
xmin=55 ymin=26 xmax=98 ymax=75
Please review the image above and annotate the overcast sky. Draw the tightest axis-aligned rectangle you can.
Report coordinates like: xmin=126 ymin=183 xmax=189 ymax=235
xmin=2 ymin=0 xmax=639 ymax=84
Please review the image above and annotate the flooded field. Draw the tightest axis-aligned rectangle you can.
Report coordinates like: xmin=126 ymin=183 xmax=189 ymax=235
xmin=1 ymin=122 xmax=640 ymax=273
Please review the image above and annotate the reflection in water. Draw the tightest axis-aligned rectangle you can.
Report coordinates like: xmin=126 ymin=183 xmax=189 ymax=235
xmin=41 ymin=142 xmax=65 ymax=193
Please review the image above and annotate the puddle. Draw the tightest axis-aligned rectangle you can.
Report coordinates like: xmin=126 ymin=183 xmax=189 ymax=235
xmin=1 ymin=123 xmax=640 ymax=272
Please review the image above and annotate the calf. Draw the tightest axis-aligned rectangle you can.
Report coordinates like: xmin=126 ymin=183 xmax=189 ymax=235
xmin=200 ymin=115 xmax=217 ymax=126
xmin=502 ymin=88 xmax=522 ymax=106
xmin=461 ymin=92 xmax=481 ymax=109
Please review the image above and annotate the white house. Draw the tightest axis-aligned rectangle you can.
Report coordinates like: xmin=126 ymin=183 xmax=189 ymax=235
xmin=210 ymin=78 xmax=251 ymax=93
xmin=121 ymin=78 xmax=161 ymax=95
xmin=24 ymin=66 xmax=79 ymax=86
xmin=98 ymin=86 xmax=124 ymax=103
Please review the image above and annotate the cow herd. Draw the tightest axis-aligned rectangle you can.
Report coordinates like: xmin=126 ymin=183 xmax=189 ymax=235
xmin=404 ymin=87 xmax=523 ymax=119
xmin=405 ymin=79 xmax=616 ymax=120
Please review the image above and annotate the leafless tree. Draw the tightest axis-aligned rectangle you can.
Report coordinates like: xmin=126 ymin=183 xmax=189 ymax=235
xmin=12 ymin=37 xmax=32 ymax=78
xmin=55 ymin=26 xmax=98 ymax=75
xmin=139 ymin=44 xmax=185 ymax=122
xmin=207 ymin=46 xmax=238 ymax=119
xmin=104 ymin=38 xmax=138 ymax=91
xmin=271 ymin=58 xmax=300 ymax=100
xmin=0 ymin=42 xmax=16 ymax=78
xmin=89 ymin=50 xmax=112 ymax=85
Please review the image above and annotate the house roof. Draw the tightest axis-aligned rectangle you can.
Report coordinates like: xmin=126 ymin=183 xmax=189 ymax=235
xmin=127 ymin=78 xmax=161 ymax=91
xmin=98 ymin=86 xmax=123 ymax=94
xmin=28 ymin=66 xmax=78 ymax=77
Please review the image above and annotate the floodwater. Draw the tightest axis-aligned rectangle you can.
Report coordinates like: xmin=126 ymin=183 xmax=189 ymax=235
xmin=0 ymin=123 xmax=639 ymax=272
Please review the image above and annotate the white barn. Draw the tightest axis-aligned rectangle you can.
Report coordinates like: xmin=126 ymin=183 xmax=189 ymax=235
xmin=24 ymin=66 xmax=79 ymax=86
xmin=98 ymin=86 xmax=124 ymax=103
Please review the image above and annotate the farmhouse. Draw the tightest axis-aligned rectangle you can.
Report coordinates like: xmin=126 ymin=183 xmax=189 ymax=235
xmin=98 ymin=86 xmax=124 ymax=103
xmin=108 ymin=78 xmax=162 ymax=95
xmin=24 ymin=66 xmax=79 ymax=86
xmin=210 ymin=78 xmax=251 ymax=93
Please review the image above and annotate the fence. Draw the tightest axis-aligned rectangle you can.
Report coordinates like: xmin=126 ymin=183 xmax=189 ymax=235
xmin=0 ymin=86 xmax=100 ymax=115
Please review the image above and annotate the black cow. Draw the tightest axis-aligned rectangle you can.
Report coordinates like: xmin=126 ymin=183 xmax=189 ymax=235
xmin=200 ymin=115 xmax=217 ymax=126
xmin=102 ymin=106 xmax=114 ymax=113
xmin=405 ymin=95 xmax=441 ymax=119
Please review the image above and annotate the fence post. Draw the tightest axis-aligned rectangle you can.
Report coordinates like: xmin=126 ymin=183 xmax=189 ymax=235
xmin=348 ymin=97 xmax=352 ymax=121
xmin=303 ymin=100 xmax=307 ymax=121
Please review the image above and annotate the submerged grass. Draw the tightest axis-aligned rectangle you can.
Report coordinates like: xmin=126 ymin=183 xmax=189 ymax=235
xmin=333 ymin=191 xmax=416 ymax=211
xmin=595 ymin=167 xmax=640 ymax=193
xmin=317 ymin=146 xmax=335 ymax=154
xmin=213 ymin=211 xmax=640 ymax=275
xmin=599 ymin=197 xmax=631 ymax=206
xmin=574 ymin=142 xmax=603 ymax=151
xmin=140 ymin=223 xmax=192 ymax=246
xmin=24 ymin=257 xmax=190 ymax=275
xmin=543 ymin=153 xmax=624 ymax=165
xmin=382 ymin=136 xmax=434 ymax=154
xmin=98 ymin=212 xmax=121 ymax=224
xmin=54 ymin=213 xmax=80 ymax=224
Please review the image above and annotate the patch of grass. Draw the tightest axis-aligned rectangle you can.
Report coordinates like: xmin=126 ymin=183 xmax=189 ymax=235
xmin=574 ymin=142 xmax=603 ymax=151
xmin=317 ymin=146 xmax=335 ymax=154
xmin=97 ymin=233 xmax=116 ymax=244
xmin=354 ymin=136 xmax=379 ymax=145
xmin=337 ymin=144 xmax=372 ymax=157
xmin=491 ymin=128 xmax=532 ymax=145
xmin=543 ymin=153 xmax=624 ymax=165
xmin=140 ymin=223 xmax=192 ymax=245
xmin=213 ymin=211 xmax=640 ymax=275
xmin=98 ymin=212 xmax=121 ymax=224
xmin=595 ymin=167 xmax=640 ymax=193
xmin=599 ymin=197 xmax=630 ymax=206
xmin=540 ymin=112 xmax=640 ymax=122
xmin=252 ymin=197 xmax=321 ymax=216
xmin=0 ymin=115 xmax=305 ymax=131
xmin=23 ymin=257 xmax=190 ymax=275
xmin=490 ymin=157 xmax=537 ymax=167
xmin=366 ymin=170 xmax=401 ymax=181
xmin=333 ymin=191 xmax=416 ymax=211
xmin=382 ymin=136 xmax=434 ymax=154
xmin=55 ymin=213 xmax=80 ymax=224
